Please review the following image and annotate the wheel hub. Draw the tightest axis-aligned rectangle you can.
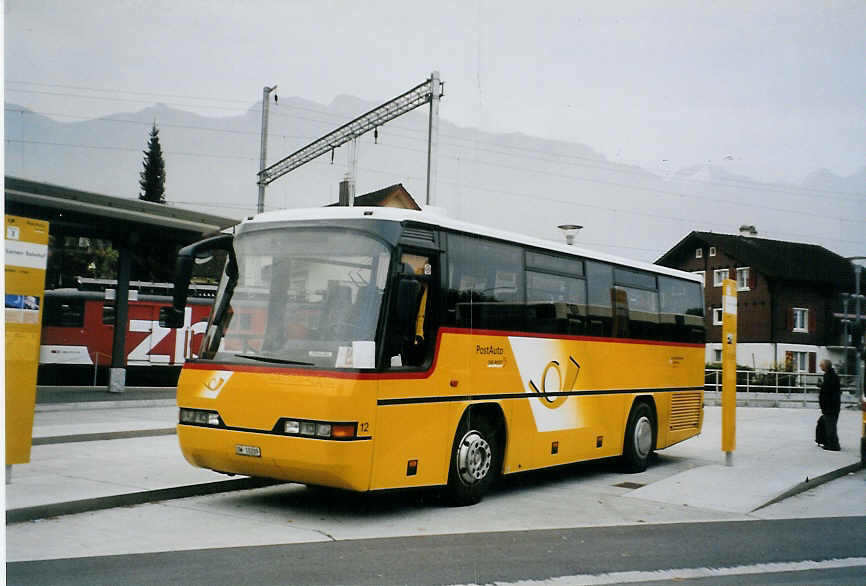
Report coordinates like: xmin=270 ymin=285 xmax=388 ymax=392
xmin=634 ymin=416 xmax=652 ymax=458
xmin=457 ymin=431 xmax=492 ymax=485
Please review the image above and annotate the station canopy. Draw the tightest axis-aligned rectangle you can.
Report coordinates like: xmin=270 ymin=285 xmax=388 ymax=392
xmin=5 ymin=176 xmax=238 ymax=243
xmin=5 ymin=176 xmax=240 ymax=286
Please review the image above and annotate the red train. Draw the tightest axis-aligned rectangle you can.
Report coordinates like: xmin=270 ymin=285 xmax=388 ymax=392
xmin=39 ymin=278 xmax=216 ymax=386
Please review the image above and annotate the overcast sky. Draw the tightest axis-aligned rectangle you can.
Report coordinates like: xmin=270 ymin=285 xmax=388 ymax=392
xmin=6 ymin=0 xmax=865 ymax=185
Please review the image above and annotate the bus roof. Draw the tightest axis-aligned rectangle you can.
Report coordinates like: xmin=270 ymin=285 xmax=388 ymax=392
xmin=243 ymin=206 xmax=701 ymax=283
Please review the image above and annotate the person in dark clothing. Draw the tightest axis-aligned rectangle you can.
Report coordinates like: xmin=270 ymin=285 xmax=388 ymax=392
xmin=817 ymin=359 xmax=841 ymax=451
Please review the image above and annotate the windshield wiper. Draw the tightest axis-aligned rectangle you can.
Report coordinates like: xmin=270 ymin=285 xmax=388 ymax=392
xmin=234 ymin=354 xmax=314 ymax=366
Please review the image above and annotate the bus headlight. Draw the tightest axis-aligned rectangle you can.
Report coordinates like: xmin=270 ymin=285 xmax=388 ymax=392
xmin=179 ymin=408 xmax=221 ymax=426
xmin=278 ymin=418 xmax=357 ymax=440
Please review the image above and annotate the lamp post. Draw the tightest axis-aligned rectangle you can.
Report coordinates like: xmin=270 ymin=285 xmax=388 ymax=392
xmin=257 ymin=84 xmax=278 ymax=214
xmin=845 ymin=257 xmax=865 ymax=465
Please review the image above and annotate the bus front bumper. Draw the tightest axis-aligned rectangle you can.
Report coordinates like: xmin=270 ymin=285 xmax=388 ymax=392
xmin=177 ymin=424 xmax=374 ymax=491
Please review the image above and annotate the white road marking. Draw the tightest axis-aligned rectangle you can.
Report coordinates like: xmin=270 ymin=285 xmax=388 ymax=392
xmin=455 ymin=557 xmax=866 ymax=585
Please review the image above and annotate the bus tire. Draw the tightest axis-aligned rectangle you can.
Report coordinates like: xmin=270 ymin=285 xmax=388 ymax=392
xmin=622 ymin=401 xmax=655 ymax=473
xmin=445 ymin=413 xmax=499 ymax=506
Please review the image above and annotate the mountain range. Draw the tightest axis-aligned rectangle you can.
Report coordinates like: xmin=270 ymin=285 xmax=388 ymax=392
xmin=5 ymin=97 xmax=864 ymax=262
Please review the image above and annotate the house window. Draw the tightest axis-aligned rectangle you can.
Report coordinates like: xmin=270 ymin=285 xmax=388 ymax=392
xmin=709 ymin=246 xmax=717 ymax=257
xmin=712 ymin=307 xmax=723 ymax=325
xmin=712 ymin=348 xmax=722 ymax=363
xmin=791 ymin=351 xmax=809 ymax=373
xmin=691 ymin=270 xmax=705 ymax=287
xmin=713 ymin=269 xmax=728 ymax=287
xmin=793 ymin=308 xmax=808 ymax=332
xmin=695 ymin=248 xmax=703 ymax=259
xmin=736 ymin=267 xmax=750 ymax=291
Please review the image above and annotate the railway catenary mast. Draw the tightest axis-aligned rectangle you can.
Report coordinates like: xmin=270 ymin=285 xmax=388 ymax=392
xmin=257 ymin=72 xmax=443 ymax=208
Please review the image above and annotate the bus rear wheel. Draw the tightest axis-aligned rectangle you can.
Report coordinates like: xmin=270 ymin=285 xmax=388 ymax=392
xmin=445 ymin=414 xmax=499 ymax=506
xmin=622 ymin=401 xmax=656 ymax=473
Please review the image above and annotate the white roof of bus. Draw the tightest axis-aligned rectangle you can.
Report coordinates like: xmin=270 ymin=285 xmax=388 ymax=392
xmin=243 ymin=206 xmax=701 ymax=283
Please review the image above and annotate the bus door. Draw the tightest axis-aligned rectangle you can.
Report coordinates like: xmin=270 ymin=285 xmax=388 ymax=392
xmin=374 ymin=250 xmax=450 ymax=488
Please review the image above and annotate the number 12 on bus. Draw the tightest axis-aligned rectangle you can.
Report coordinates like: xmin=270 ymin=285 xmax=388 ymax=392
xmin=163 ymin=207 xmax=705 ymax=506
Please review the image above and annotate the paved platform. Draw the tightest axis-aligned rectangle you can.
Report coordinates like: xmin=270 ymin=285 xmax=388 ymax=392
xmin=5 ymin=399 xmax=864 ymax=525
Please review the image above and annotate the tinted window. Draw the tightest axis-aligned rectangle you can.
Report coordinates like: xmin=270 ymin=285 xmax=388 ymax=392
xmin=614 ymin=286 xmax=660 ymax=340
xmin=614 ymin=267 xmax=656 ymax=290
xmin=527 ymin=271 xmax=585 ymax=304
xmin=446 ymin=234 xmax=524 ymax=330
xmin=585 ymin=261 xmax=613 ymax=336
xmin=658 ymin=276 xmax=706 ymax=342
xmin=526 ymin=270 xmax=586 ymax=334
xmin=526 ymin=251 xmax=583 ymax=277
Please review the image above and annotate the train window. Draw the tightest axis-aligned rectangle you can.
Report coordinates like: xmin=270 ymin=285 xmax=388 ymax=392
xmin=102 ymin=303 xmax=115 ymax=325
xmin=43 ymin=298 xmax=85 ymax=327
xmin=446 ymin=233 xmax=525 ymax=330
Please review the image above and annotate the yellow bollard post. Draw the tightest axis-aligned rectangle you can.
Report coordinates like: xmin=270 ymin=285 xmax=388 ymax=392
xmin=721 ymin=279 xmax=737 ymax=466
xmin=5 ymin=215 xmax=50 ymax=481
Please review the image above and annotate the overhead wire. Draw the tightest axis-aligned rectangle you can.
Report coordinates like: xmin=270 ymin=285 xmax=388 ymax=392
xmin=6 ymin=81 xmax=864 ymax=249
xmin=8 ymin=81 xmax=862 ymax=200
xmin=6 ymin=80 xmax=861 ymax=198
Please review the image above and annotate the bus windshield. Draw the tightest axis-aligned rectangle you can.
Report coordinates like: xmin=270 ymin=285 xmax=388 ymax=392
xmin=201 ymin=227 xmax=392 ymax=368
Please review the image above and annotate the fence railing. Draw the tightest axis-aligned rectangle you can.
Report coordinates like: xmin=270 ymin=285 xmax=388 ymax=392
xmin=704 ymin=369 xmax=860 ymax=406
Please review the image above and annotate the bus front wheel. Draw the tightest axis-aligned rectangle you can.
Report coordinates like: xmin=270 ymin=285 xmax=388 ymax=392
xmin=622 ymin=401 xmax=656 ymax=473
xmin=445 ymin=414 xmax=499 ymax=506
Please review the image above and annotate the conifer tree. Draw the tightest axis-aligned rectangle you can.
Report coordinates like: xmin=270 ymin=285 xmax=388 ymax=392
xmin=138 ymin=123 xmax=166 ymax=203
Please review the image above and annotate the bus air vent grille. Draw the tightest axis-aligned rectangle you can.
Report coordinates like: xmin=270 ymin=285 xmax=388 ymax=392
xmin=669 ymin=392 xmax=702 ymax=431
xmin=402 ymin=227 xmax=436 ymax=242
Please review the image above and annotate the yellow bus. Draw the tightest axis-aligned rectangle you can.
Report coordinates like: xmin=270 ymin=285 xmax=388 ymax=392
xmin=162 ymin=206 xmax=705 ymax=505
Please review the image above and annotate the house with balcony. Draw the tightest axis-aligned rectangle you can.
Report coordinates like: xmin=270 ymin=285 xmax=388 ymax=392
xmin=656 ymin=228 xmax=859 ymax=373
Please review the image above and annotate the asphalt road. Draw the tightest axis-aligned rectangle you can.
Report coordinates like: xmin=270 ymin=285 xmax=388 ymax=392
xmin=8 ymin=516 xmax=866 ymax=585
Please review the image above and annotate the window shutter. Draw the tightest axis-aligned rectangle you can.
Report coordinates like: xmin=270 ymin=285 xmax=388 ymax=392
xmin=729 ymin=267 xmax=735 ymax=280
xmin=808 ymin=309 xmax=816 ymax=333
xmin=748 ymin=269 xmax=756 ymax=289
xmin=808 ymin=352 xmax=816 ymax=373
xmin=786 ymin=306 xmax=793 ymax=330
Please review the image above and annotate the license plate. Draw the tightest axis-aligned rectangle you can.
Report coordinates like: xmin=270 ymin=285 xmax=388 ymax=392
xmin=235 ymin=444 xmax=261 ymax=457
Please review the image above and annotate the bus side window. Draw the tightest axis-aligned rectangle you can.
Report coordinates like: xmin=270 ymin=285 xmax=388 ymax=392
xmin=445 ymin=234 xmax=524 ymax=330
xmin=526 ymin=270 xmax=586 ymax=335
xmin=659 ymin=276 xmax=706 ymax=342
xmin=613 ymin=268 xmax=659 ymax=340
xmin=586 ymin=261 xmax=613 ymax=337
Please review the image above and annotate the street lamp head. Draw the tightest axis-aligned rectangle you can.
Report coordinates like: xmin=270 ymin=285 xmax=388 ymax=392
xmin=557 ymin=224 xmax=583 ymax=246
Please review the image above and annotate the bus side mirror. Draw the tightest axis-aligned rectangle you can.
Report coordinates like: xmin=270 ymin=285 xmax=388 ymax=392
xmin=395 ymin=278 xmax=422 ymax=338
xmin=159 ymin=306 xmax=184 ymax=328
xmin=170 ymin=233 xmax=237 ymax=320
